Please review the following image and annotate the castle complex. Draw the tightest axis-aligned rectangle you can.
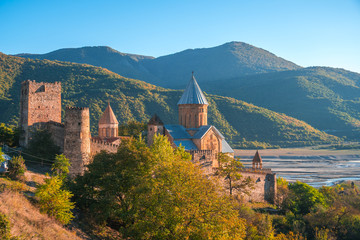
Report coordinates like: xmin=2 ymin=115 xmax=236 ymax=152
xmin=19 ymin=80 xmax=120 ymax=176
xmin=19 ymin=74 xmax=276 ymax=202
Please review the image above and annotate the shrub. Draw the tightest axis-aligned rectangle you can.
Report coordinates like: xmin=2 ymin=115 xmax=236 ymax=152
xmin=8 ymin=156 xmax=26 ymax=181
xmin=0 ymin=212 xmax=12 ymax=240
xmin=35 ymin=176 xmax=74 ymax=225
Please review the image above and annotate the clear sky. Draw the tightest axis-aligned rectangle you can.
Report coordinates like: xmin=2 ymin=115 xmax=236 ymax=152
xmin=1 ymin=0 xmax=359 ymax=73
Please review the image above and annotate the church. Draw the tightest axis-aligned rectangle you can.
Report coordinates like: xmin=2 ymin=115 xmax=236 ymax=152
xmin=147 ymin=73 xmax=234 ymax=174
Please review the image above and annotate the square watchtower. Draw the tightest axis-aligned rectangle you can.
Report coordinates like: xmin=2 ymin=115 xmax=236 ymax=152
xmin=19 ymin=80 xmax=61 ymax=147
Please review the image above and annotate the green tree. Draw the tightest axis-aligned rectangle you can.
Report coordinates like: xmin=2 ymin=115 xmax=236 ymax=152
xmin=35 ymin=176 xmax=74 ymax=225
xmin=8 ymin=156 xmax=26 ymax=181
xmin=283 ymin=181 xmax=327 ymax=215
xmin=0 ymin=123 xmax=19 ymax=147
xmin=72 ymin=135 xmax=246 ymax=239
xmin=118 ymin=120 xmax=147 ymax=137
xmin=51 ymin=154 xmax=70 ymax=179
xmin=0 ymin=147 xmax=4 ymax=162
xmin=216 ymin=153 xmax=253 ymax=196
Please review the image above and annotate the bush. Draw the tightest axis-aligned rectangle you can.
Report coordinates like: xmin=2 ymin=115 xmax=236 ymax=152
xmin=8 ymin=156 xmax=26 ymax=181
xmin=35 ymin=176 xmax=74 ymax=225
xmin=0 ymin=212 xmax=14 ymax=240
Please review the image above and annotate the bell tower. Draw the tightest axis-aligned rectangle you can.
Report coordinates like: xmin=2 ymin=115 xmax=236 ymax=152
xmin=178 ymin=73 xmax=208 ymax=129
xmin=98 ymin=103 xmax=119 ymax=139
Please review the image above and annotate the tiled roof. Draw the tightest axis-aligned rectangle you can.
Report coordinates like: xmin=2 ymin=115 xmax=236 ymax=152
xmin=192 ymin=125 xmax=212 ymax=139
xmin=164 ymin=125 xmax=191 ymax=139
xmin=174 ymin=140 xmax=198 ymax=150
xmin=192 ymin=125 xmax=225 ymax=139
xmin=253 ymin=150 xmax=262 ymax=163
xmin=99 ymin=103 xmax=119 ymax=125
xmin=177 ymin=73 xmax=209 ymax=105
xmin=221 ymin=139 xmax=234 ymax=153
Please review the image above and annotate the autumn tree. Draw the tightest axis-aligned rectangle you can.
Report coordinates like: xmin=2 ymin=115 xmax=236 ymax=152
xmin=35 ymin=176 xmax=74 ymax=225
xmin=216 ymin=152 xmax=253 ymax=196
xmin=51 ymin=154 xmax=70 ymax=179
xmin=72 ymin=135 xmax=246 ymax=239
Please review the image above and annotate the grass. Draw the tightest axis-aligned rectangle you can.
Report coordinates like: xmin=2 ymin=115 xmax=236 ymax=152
xmin=0 ymin=171 xmax=83 ymax=239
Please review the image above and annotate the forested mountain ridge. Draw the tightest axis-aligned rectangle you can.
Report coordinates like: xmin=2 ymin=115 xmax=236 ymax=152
xmin=0 ymin=53 xmax=337 ymax=148
xmin=15 ymin=41 xmax=301 ymax=88
xmin=203 ymin=67 xmax=360 ymax=139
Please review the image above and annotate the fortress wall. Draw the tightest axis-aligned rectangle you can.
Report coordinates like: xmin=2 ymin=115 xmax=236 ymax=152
xmin=46 ymin=121 xmax=65 ymax=151
xmin=90 ymin=139 xmax=119 ymax=157
xmin=234 ymin=170 xmax=276 ymax=203
xmin=189 ymin=150 xmax=217 ymax=175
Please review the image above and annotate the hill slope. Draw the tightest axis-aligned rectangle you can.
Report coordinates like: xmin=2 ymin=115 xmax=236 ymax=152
xmin=16 ymin=41 xmax=301 ymax=88
xmin=0 ymin=53 xmax=337 ymax=147
xmin=16 ymin=46 xmax=156 ymax=82
xmin=204 ymin=67 xmax=360 ymax=139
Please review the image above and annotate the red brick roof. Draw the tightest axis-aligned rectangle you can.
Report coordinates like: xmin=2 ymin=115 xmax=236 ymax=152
xmin=99 ymin=103 xmax=118 ymax=125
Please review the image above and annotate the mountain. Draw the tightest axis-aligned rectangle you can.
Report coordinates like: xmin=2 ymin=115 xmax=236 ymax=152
xmin=0 ymin=53 xmax=337 ymax=148
xmin=16 ymin=46 xmax=156 ymax=82
xmin=203 ymin=67 xmax=360 ymax=139
xmin=141 ymin=41 xmax=301 ymax=87
xmin=15 ymin=41 xmax=301 ymax=88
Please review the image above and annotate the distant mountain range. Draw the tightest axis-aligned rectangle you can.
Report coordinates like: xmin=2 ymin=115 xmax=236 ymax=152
xmin=15 ymin=42 xmax=360 ymax=139
xmin=16 ymin=41 xmax=301 ymax=88
xmin=0 ymin=53 xmax=337 ymax=148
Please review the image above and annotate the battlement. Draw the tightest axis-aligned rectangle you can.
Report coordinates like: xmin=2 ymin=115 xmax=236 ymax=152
xmin=65 ymin=106 xmax=89 ymax=111
xmin=188 ymin=149 xmax=214 ymax=154
xmin=239 ymin=167 xmax=273 ymax=175
xmin=22 ymin=79 xmax=61 ymax=85
xmin=90 ymin=138 xmax=119 ymax=148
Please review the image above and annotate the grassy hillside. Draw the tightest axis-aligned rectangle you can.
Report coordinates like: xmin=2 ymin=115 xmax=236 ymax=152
xmin=16 ymin=41 xmax=300 ymax=88
xmin=204 ymin=67 xmax=360 ymax=139
xmin=0 ymin=176 xmax=82 ymax=239
xmin=0 ymin=53 xmax=338 ymax=147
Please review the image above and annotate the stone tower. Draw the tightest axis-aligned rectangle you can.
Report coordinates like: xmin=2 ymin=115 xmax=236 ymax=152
xmin=147 ymin=114 xmax=164 ymax=145
xmin=98 ymin=103 xmax=119 ymax=139
xmin=64 ymin=107 xmax=91 ymax=177
xmin=252 ymin=150 xmax=263 ymax=169
xmin=19 ymin=80 xmax=61 ymax=147
xmin=178 ymin=73 xmax=208 ymax=128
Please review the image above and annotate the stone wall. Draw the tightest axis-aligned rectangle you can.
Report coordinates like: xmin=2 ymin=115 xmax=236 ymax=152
xmin=178 ymin=104 xmax=208 ymax=128
xmin=234 ymin=169 xmax=277 ymax=203
xmin=19 ymin=80 xmax=61 ymax=147
xmin=46 ymin=121 xmax=65 ymax=151
xmin=90 ymin=138 xmax=119 ymax=157
xmin=189 ymin=149 xmax=217 ymax=174
xmin=64 ymin=107 xmax=91 ymax=177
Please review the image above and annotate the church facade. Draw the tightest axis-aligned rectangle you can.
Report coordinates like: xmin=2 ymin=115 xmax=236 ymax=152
xmin=147 ymin=73 xmax=233 ymax=174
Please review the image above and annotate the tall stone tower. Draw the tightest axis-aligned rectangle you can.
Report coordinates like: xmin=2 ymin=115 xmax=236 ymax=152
xmin=178 ymin=73 xmax=208 ymax=129
xmin=64 ymin=107 xmax=91 ymax=177
xmin=19 ymin=80 xmax=61 ymax=147
xmin=147 ymin=114 xmax=164 ymax=145
xmin=98 ymin=103 xmax=119 ymax=139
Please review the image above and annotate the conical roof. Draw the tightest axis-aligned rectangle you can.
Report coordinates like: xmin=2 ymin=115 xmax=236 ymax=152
xmin=99 ymin=103 xmax=119 ymax=125
xmin=252 ymin=150 xmax=262 ymax=163
xmin=177 ymin=73 xmax=209 ymax=105
xmin=148 ymin=114 xmax=164 ymax=125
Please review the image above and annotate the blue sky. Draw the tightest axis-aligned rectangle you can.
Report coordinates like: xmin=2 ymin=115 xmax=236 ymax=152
xmin=1 ymin=0 xmax=359 ymax=73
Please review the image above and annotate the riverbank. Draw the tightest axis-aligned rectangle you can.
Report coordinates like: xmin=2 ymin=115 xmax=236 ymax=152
xmin=235 ymin=147 xmax=360 ymax=187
